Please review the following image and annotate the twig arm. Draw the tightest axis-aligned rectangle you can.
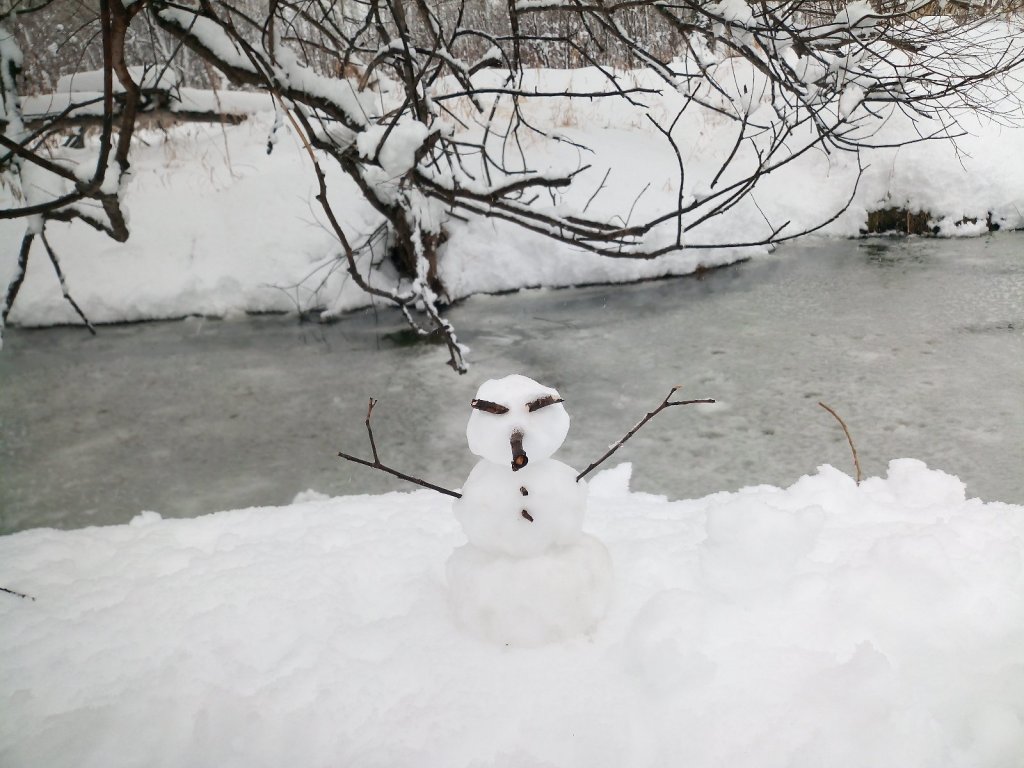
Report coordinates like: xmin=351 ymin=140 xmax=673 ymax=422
xmin=338 ymin=398 xmax=462 ymax=499
xmin=336 ymin=450 xmax=462 ymax=498
xmin=576 ymin=386 xmax=715 ymax=482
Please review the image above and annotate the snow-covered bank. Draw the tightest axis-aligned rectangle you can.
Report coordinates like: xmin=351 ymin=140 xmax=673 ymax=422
xmin=2 ymin=460 xmax=1022 ymax=767
xmin=4 ymin=61 xmax=1024 ymax=330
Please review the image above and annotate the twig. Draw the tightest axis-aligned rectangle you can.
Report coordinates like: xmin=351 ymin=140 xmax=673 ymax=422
xmin=576 ymin=386 xmax=715 ymax=482
xmin=818 ymin=402 xmax=863 ymax=484
xmin=338 ymin=398 xmax=462 ymax=498
xmin=1 ymin=586 xmax=35 ymax=601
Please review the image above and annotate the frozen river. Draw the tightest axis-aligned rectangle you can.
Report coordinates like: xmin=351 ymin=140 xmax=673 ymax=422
xmin=1 ymin=234 xmax=1022 ymax=534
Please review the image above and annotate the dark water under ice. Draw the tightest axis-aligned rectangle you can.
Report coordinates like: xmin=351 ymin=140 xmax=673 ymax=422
xmin=2 ymin=234 xmax=1022 ymax=534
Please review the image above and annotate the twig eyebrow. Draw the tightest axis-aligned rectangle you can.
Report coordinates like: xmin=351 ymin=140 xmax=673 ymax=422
xmin=527 ymin=395 xmax=564 ymax=412
xmin=471 ymin=398 xmax=509 ymax=414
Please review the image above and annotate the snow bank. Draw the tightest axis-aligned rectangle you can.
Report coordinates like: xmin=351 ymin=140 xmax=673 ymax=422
xmin=2 ymin=460 xmax=1022 ymax=767
xmin=5 ymin=58 xmax=1024 ymax=329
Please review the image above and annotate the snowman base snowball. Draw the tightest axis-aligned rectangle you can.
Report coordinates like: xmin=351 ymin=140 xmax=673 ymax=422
xmin=447 ymin=535 xmax=612 ymax=646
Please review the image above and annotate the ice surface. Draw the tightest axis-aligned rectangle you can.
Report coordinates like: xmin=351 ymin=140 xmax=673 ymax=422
xmin=454 ymin=459 xmax=588 ymax=557
xmin=1 ymin=461 xmax=1023 ymax=766
xmin=466 ymin=374 xmax=570 ymax=465
xmin=446 ymin=534 xmax=613 ymax=646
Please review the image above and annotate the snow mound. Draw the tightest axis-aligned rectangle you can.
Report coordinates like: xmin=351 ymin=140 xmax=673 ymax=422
xmin=1 ymin=461 xmax=1023 ymax=767
xmin=587 ymin=461 xmax=632 ymax=497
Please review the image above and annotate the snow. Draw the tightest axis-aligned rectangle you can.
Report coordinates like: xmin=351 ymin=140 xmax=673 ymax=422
xmin=0 ymin=24 xmax=23 ymax=74
xmin=838 ymin=83 xmax=864 ymax=120
xmin=833 ymin=1 xmax=879 ymax=30
xmin=447 ymin=532 xmax=612 ymax=646
xmin=156 ymin=10 xmax=256 ymax=75
xmin=1 ymin=459 xmax=1022 ymax=767
xmin=55 ymin=66 xmax=179 ymax=94
xmin=270 ymin=42 xmax=371 ymax=128
xmin=356 ymin=118 xmax=430 ymax=178
xmin=708 ymin=0 xmax=755 ymax=26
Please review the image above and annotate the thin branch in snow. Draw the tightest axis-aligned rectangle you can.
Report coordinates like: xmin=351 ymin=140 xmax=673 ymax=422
xmin=1 ymin=585 xmax=35 ymax=601
xmin=818 ymin=401 xmax=863 ymax=485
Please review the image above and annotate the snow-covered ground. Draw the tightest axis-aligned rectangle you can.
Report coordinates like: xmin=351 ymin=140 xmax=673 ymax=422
xmin=1 ymin=460 xmax=1022 ymax=767
xmin=4 ymin=63 xmax=1024 ymax=329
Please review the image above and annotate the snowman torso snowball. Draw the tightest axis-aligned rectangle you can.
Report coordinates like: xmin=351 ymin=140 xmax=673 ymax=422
xmin=455 ymin=458 xmax=588 ymax=558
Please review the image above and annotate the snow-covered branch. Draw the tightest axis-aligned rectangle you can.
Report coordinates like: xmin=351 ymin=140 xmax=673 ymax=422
xmin=3 ymin=0 xmax=1023 ymax=367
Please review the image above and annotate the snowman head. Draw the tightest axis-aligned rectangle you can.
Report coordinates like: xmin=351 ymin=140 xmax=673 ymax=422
xmin=467 ymin=374 xmax=570 ymax=470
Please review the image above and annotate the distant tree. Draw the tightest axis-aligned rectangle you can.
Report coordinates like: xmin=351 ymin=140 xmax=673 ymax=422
xmin=3 ymin=0 xmax=1024 ymax=368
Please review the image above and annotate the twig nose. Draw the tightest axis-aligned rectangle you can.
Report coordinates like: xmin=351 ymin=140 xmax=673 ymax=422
xmin=510 ymin=430 xmax=528 ymax=471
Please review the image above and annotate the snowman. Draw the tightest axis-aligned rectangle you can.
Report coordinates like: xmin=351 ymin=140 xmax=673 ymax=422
xmin=447 ymin=374 xmax=613 ymax=646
